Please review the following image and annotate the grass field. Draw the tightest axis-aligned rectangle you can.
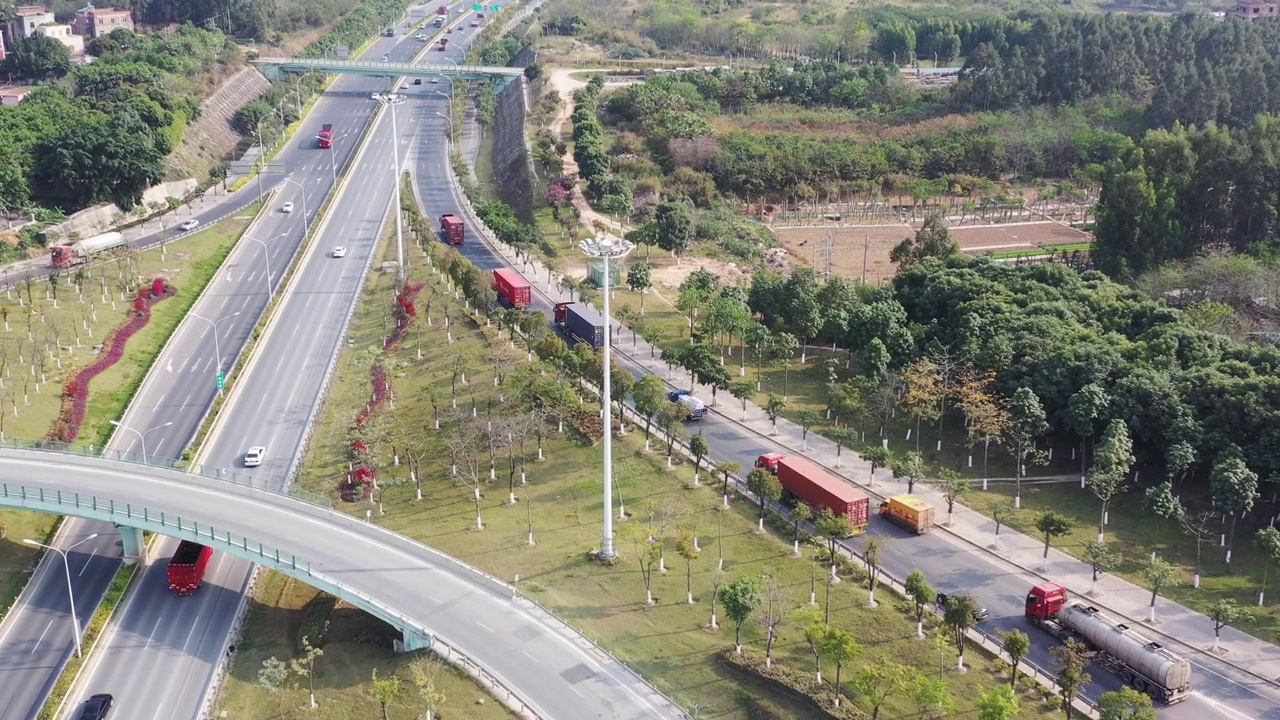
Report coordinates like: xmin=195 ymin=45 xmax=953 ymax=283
xmin=213 ymin=209 xmax=1057 ymax=719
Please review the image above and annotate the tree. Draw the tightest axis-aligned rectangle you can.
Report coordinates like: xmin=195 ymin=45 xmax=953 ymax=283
xmin=998 ymin=629 xmax=1030 ymax=688
xmin=708 ymin=566 xmax=725 ymax=629
xmin=632 ymin=374 xmax=666 ymax=449
xmin=626 ymin=261 xmax=652 ymax=314
xmin=410 ymin=656 xmax=448 ymax=720
xmin=730 ymin=380 xmax=754 ymax=421
xmin=860 ymin=446 xmax=893 ymax=486
xmin=1144 ymin=481 xmax=1183 ymax=549
xmin=446 ymin=419 xmax=488 ymax=530
xmin=3 ymin=33 xmax=72 ymax=80
xmin=937 ymin=470 xmax=968 ymax=526
xmin=1051 ymin=639 xmax=1090 ymax=720
xmin=904 ymin=569 xmax=934 ymax=638
xmin=1097 ymin=687 xmax=1157 ymax=720
xmin=1211 ymin=448 xmax=1259 ymax=572
xmin=289 ymin=636 xmax=324 ymax=709
xmin=820 ymin=627 xmax=861 ymax=708
xmin=814 ymin=508 xmax=852 ymax=581
xmin=677 ymin=530 xmax=700 ymax=605
xmin=1257 ymin=526 xmax=1280 ymax=606
xmin=991 ymin=498 xmax=1016 ymax=543
xmin=716 ymin=460 xmax=742 ymax=508
xmin=795 ymin=606 xmax=828 ymax=683
xmin=689 ymin=433 xmax=710 ymax=485
xmin=851 ymin=661 xmax=910 ymax=720
xmin=1207 ymin=598 xmax=1251 ymax=653
xmin=1181 ymin=507 xmax=1218 ymax=588
xmin=631 ymin=527 xmax=662 ymax=606
xmin=892 ymin=450 xmax=925 ymax=494
xmin=722 ymin=576 xmax=762 ymax=653
xmin=370 ymin=668 xmax=403 ymax=720
xmin=747 ymin=467 xmax=782 ymax=532
xmin=1082 ymin=539 xmax=1119 ymax=596
xmin=764 ymin=392 xmax=786 ymax=435
xmin=1007 ymin=387 xmax=1048 ymax=508
xmin=909 ymin=674 xmax=954 ymax=720
xmin=900 ymin=358 xmax=943 ymax=452
xmin=796 ymin=409 xmax=821 ymax=449
xmin=942 ymin=592 xmax=978 ymax=670
xmin=976 ymin=686 xmax=1018 ymax=720
xmin=862 ymin=535 xmax=883 ymax=606
xmin=1066 ymin=383 xmax=1108 ymax=484
xmin=790 ymin=503 xmax=812 ymax=556
xmin=890 ymin=212 xmax=959 ymax=268
xmin=757 ymin=574 xmax=791 ymax=668
xmin=654 ymin=199 xmax=694 ymax=260
xmin=1142 ymin=555 xmax=1179 ymax=623
xmin=1034 ymin=510 xmax=1072 ymax=569
xmin=656 ymin=400 xmax=687 ymax=457
xmin=1089 ymin=419 xmax=1134 ymax=541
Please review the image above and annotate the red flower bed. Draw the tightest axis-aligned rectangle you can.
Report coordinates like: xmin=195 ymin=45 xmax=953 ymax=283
xmin=46 ymin=280 xmax=177 ymax=445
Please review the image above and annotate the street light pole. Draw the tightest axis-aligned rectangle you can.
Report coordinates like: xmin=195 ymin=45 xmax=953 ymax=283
xmin=24 ymin=534 xmax=100 ymax=658
xmin=109 ymin=420 xmax=173 ymax=464
xmin=375 ymin=93 xmax=408 ymax=282
xmin=579 ymin=234 xmax=635 ymax=559
xmin=189 ymin=311 xmax=242 ymax=395
xmin=243 ymin=234 xmax=275 ymax=296
xmin=279 ymin=176 xmax=312 ymax=238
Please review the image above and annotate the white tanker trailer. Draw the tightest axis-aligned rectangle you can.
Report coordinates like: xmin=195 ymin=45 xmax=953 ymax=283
xmin=1026 ymin=582 xmax=1191 ymax=703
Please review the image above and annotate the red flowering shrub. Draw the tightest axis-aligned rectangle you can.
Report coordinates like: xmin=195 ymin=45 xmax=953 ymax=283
xmin=151 ymin=278 xmax=165 ymax=297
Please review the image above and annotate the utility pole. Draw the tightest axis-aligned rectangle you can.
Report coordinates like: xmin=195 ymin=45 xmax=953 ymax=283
xmin=861 ymin=233 xmax=869 ymax=284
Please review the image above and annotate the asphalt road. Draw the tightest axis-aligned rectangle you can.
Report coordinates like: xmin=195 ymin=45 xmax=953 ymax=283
xmin=56 ymin=14 xmax=488 ymax=720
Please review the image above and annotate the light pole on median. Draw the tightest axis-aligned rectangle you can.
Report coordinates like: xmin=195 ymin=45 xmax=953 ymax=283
xmin=23 ymin=533 xmax=100 ymax=658
xmin=189 ymin=311 xmax=242 ymax=395
xmin=243 ymin=234 xmax=276 ymax=296
xmin=109 ymin=420 xmax=173 ymax=464
xmin=579 ymin=234 xmax=635 ymax=560
xmin=434 ymin=112 xmax=454 ymax=151
xmin=279 ymin=176 xmax=313 ymax=238
xmin=375 ymin=93 xmax=409 ymax=282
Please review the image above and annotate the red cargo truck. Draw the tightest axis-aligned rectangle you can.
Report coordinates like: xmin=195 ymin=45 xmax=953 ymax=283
xmin=438 ymin=3 xmax=448 ymax=13
xmin=317 ymin=123 xmax=333 ymax=149
xmin=493 ymin=269 xmax=531 ymax=308
xmin=756 ymin=453 xmax=869 ymax=528
xmin=439 ymin=213 xmax=464 ymax=244
xmin=439 ymin=37 xmax=449 ymax=50
xmin=167 ymin=541 xmax=213 ymax=595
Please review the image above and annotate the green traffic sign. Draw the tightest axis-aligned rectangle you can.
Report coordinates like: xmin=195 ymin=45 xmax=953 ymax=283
xmin=216 ymin=372 xmax=225 ymax=390
xmin=472 ymin=3 xmax=481 ymax=9
xmin=489 ymin=4 xmax=500 ymax=10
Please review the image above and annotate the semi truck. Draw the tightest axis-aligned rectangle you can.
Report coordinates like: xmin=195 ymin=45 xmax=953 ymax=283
xmin=317 ymin=123 xmax=334 ymax=149
xmin=554 ymin=302 xmax=604 ymax=348
xmin=439 ymin=37 xmax=449 ymax=50
xmin=756 ymin=453 xmax=870 ymax=528
xmin=50 ymin=231 xmax=126 ymax=268
xmin=666 ymin=389 xmax=708 ymax=421
xmin=167 ymin=541 xmax=214 ymax=595
xmin=1026 ymin=582 xmax=1191 ymax=703
xmin=439 ymin=213 xmax=464 ymax=244
xmin=438 ymin=3 xmax=448 ymax=13
xmin=493 ymin=268 xmax=531 ymax=308
xmin=433 ymin=17 xmax=444 ymax=27
xmin=879 ymin=494 xmax=935 ymax=533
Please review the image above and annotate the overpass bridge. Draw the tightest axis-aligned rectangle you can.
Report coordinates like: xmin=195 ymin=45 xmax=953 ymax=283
xmin=0 ymin=445 xmax=682 ymax=720
xmin=251 ymin=56 xmax=525 ymax=90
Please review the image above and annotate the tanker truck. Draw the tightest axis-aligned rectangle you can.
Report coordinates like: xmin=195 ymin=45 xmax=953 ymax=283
xmin=50 ymin=231 xmax=126 ymax=268
xmin=1025 ymin=582 xmax=1191 ymax=703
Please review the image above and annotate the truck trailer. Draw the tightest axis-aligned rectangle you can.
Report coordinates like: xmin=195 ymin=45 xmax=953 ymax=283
xmin=756 ymin=453 xmax=870 ymax=528
xmin=493 ymin=268 xmax=531 ymax=308
xmin=667 ymin=389 xmax=708 ymax=421
xmin=167 ymin=541 xmax=214 ymax=595
xmin=439 ymin=213 xmax=464 ymax=244
xmin=879 ymin=494 xmax=935 ymax=533
xmin=50 ymin=231 xmax=126 ymax=268
xmin=1026 ymin=582 xmax=1191 ymax=703
xmin=317 ymin=123 xmax=334 ymax=148
xmin=554 ymin=302 xmax=604 ymax=348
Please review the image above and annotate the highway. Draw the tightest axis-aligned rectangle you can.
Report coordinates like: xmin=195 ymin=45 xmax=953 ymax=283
xmin=0 ymin=15 xmax=440 ymax=720
xmin=55 ymin=10 xmax=492 ymax=720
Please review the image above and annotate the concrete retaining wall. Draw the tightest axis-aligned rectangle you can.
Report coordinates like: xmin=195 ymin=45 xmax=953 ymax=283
xmin=491 ymin=77 xmax=534 ymax=221
xmin=43 ymin=179 xmax=199 ymax=243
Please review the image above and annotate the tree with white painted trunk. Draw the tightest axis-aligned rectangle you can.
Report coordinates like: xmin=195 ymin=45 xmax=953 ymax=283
xmin=795 ymin=606 xmax=827 ymax=683
xmin=445 ymin=418 xmax=487 ymax=530
xmin=904 ymin=569 xmax=934 ymax=639
xmin=1210 ymin=447 xmax=1259 ymax=573
xmin=676 ymin=529 xmax=699 ymax=605
xmin=789 ymin=503 xmax=812 ymax=556
xmin=1256 ymin=526 xmax=1280 ymax=607
xmin=708 ymin=566 xmax=725 ymax=629
xmin=715 ymin=460 xmax=741 ymax=508
xmin=942 ymin=592 xmax=978 ymax=671
xmin=1207 ymin=598 xmax=1251 ymax=653
xmin=862 ymin=534 xmax=883 ymax=607
xmin=1082 ymin=539 xmax=1119 ymax=596
xmin=819 ymin=626 xmax=861 ymax=708
xmin=756 ymin=574 xmax=791 ymax=668
xmin=1180 ymin=507 xmax=1217 ymax=589
xmin=747 ymin=467 xmax=781 ymax=533
xmin=1141 ymin=555 xmax=1178 ymax=623
xmin=410 ymin=655 xmax=447 ymax=720
xmin=722 ymin=576 xmax=761 ymax=654
xmin=1007 ymin=387 xmax=1048 ymax=509
xmin=1088 ymin=419 xmax=1133 ymax=542
xmin=1035 ymin=510 xmax=1071 ymax=570
xmin=998 ymin=629 xmax=1029 ymax=688
xmin=936 ymin=469 xmax=968 ymax=526
xmin=814 ymin=508 xmax=852 ymax=582
xmin=631 ymin=526 xmax=661 ymax=606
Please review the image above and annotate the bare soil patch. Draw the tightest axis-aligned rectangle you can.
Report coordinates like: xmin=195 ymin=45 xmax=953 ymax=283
xmin=951 ymin=221 xmax=1091 ymax=252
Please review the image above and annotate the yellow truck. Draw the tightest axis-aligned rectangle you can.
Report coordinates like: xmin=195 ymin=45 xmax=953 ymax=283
xmin=879 ymin=495 xmax=935 ymax=534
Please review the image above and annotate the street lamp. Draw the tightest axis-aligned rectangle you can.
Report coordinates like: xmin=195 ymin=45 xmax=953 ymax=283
xmin=109 ymin=420 xmax=173 ymax=464
xmin=279 ymin=176 xmax=313 ymax=238
xmin=579 ymin=234 xmax=635 ymax=560
xmin=243 ymin=234 xmax=277 ymax=296
xmin=189 ymin=311 xmax=242 ymax=395
xmin=433 ymin=112 xmax=454 ymax=150
xmin=24 ymin=533 xmax=100 ymax=657
xmin=374 ymin=93 xmax=409 ymax=282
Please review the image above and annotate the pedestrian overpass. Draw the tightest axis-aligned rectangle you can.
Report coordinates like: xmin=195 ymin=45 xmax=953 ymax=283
xmin=0 ymin=445 xmax=680 ymax=720
xmin=251 ymin=56 xmax=525 ymax=90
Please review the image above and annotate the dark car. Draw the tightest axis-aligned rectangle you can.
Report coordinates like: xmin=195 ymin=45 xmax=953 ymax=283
xmin=77 ymin=694 xmax=113 ymax=720
xmin=414 ymin=78 xmax=422 ymax=85
xmin=935 ymin=592 xmax=990 ymax=623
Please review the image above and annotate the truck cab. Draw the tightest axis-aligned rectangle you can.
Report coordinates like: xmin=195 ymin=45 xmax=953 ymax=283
xmin=755 ymin=453 xmax=783 ymax=474
xmin=1026 ymin=582 xmax=1068 ymax=621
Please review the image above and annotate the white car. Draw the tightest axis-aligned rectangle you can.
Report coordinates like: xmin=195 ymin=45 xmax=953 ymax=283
xmin=281 ymin=202 xmax=294 ymax=213
xmin=381 ymin=53 xmax=390 ymax=61
xmin=370 ymin=92 xmax=381 ymax=100
xmin=332 ymin=246 xmax=347 ymax=258
xmin=430 ymin=77 xmax=439 ymax=84
xmin=244 ymin=446 xmax=266 ymax=467
xmin=179 ymin=219 xmax=199 ymax=231
xmin=414 ymin=33 xmax=425 ymax=40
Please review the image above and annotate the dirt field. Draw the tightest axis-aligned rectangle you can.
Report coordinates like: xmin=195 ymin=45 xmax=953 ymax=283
xmin=773 ymin=221 xmax=1092 ymax=283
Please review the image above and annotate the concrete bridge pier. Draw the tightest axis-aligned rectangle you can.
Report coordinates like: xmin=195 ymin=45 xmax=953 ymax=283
xmin=396 ymin=627 xmax=433 ymax=652
xmin=115 ymin=524 xmax=145 ymax=564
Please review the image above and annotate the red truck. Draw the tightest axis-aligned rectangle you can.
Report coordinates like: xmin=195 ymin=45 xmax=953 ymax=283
xmin=440 ymin=213 xmax=464 ymax=244
xmin=439 ymin=37 xmax=449 ymax=50
xmin=756 ymin=453 xmax=869 ymax=528
xmin=438 ymin=3 xmax=448 ymax=13
xmin=493 ymin=269 xmax=531 ymax=308
xmin=317 ymin=123 xmax=333 ymax=149
xmin=167 ymin=541 xmax=213 ymax=595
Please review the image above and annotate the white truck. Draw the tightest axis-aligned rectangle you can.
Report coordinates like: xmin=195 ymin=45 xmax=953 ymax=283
xmin=50 ymin=231 xmax=126 ymax=268
xmin=668 ymin=390 xmax=708 ymax=421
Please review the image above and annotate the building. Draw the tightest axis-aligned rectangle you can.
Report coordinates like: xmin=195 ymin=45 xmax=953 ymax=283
xmin=36 ymin=23 xmax=84 ymax=55
xmin=1229 ymin=0 xmax=1280 ymax=20
xmin=7 ymin=6 xmax=55 ymax=42
xmin=0 ymin=30 xmax=6 ymax=62
xmin=72 ymin=4 xmax=134 ymax=38
xmin=0 ymin=86 xmax=36 ymax=106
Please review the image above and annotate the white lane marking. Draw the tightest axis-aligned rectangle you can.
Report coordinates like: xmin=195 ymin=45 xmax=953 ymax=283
xmin=475 ymin=621 xmax=493 ymax=633
xmin=522 ymin=649 xmax=536 ymax=662
xmin=152 ymin=394 xmax=165 ymax=412
xmin=152 ymin=438 xmax=165 ymax=457
xmin=78 ymin=555 xmax=92 ymax=577
xmin=220 ymin=295 xmax=229 ymax=308
xmin=31 ymin=620 xmax=52 ymax=653
xmin=180 ymin=615 xmax=201 ymax=653
xmin=182 ymin=393 xmax=192 ymax=409
xmin=177 ymin=357 xmax=189 ymax=373
xmin=147 ymin=616 xmax=163 ymax=645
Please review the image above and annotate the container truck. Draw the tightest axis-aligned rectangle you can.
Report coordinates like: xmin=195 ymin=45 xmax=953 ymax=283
xmin=666 ymin=389 xmax=708 ymax=420
xmin=438 ymin=3 xmax=448 ymax=13
xmin=554 ymin=302 xmax=604 ymax=348
xmin=317 ymin=123 xmax=334 ymax=149
xmin=439 ymin=213 xmax=464 ymax=244
xmin=756 ymin=453 xmax=870 ymax=528
xmin=50 ymin=231 xmax=126 ymax=268
xmin=878 ymin=494 xmax=935 ymax=533
xmin=167 ymin=541 xmax=213 ymax=595
xmin=493 ymin=268 xmax=531 ymax=308
xmin=1026 ymin=582 xmax=1191 ymax=703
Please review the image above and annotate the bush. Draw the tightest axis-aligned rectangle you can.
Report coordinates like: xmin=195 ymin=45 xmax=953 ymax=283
xmin=720 ymin=649 xmax=869 ymax=720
